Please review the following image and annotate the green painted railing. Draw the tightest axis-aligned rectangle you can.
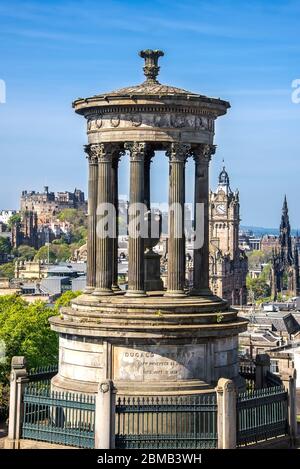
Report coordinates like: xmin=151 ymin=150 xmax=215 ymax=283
xmin=115 ymin=394 xmax=217 ymax=449
xmin=28 ymin=364 xmax=58 ymax=383
xmin=237 ymin=385 xmax=288 ymax=446
xmin=21 ymin=384 xmax=95 ymax=448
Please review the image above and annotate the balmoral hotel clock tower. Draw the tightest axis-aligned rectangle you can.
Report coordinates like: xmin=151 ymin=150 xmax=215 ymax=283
xmin=209 ymin=166 xmax=248 ymax=305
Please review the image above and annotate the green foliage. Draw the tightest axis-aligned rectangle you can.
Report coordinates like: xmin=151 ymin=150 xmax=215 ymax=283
xmin=216 ymin=312 xmax=224 ymax=323
xmin=260 ymin=263 xmax=271 ymax=283
xmin=57 ymin=208 xmax=86 ymax=226
xmin=54 ymin=290 xmax=82 ymax=310
xmin=0 ymin=237 xmax=11 ymax=255
xmin=246 ymin=250 xmax=273 ymax=269
xmin=0 ymin=262 xmax=15 ymax=279
xmin=34 ymin=245 xmax=56 ymax=263
xmin=70 ymin=226 xmax=87 ymax=244
xmin=0 ymin=383 xmax=9 ymax=420
xmin=57 ymin=209 xmax=87 ymax=245
xmin=0 ymin=295 xmax=58 ymax=383
xmin=7 ymin=213 xmax=21 ymax=229
xmin=15 ymin=244 xmax=36 ymax=260
xmin=246 ymin=275 xmax=271 ymax=300
xmin=34 ymin=243 xmax=72 ymax=262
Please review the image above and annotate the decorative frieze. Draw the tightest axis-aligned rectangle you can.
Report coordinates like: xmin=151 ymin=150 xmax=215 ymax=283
xmin=87 ymin=113 xmax=214 ymax=133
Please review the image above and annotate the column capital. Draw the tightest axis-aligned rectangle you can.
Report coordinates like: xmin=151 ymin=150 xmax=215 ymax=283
xmin=84 ymin=144 xmax=98 ymax=165
xmin=125 ymin=142 xmax=149 ymax=161
xmin=166 ymin=142 xmax=191 ymax=163
xmin=85 ymin=143 xmax=119 ymax=163
xmin=192 ymin=143 xmax=216 ymax=164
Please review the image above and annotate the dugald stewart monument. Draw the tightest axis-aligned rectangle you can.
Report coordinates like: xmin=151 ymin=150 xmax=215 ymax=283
xmin=49 ymin=50 xmax=248 ymax=399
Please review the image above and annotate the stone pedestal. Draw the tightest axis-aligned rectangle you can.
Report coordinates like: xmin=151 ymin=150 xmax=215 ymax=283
xmin=144 ymin=250 xmax=164 ymax=291
xmin=50 ymin=294 xmax=247 ymax=398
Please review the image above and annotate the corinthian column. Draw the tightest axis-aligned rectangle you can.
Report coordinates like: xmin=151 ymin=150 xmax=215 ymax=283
xmin=192 ymin=144 xmax=216 ymax=295
xmin=125 ymin=142 xmax=147 ymax=297
xmin=111 ymin=147 xmax=125 ymax=291
xmin=144 ymin=147 xmax=154 ymax=210
xmin=165 ymin=142 xmax=191 ymax=297
xmin=91 ymin=143 xmax=115 ymax=296
xmin=84 ymin=145 xmax=98 ymax=293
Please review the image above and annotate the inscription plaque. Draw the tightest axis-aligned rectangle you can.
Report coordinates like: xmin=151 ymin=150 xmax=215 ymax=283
xmin=114 ymin=344 xmax=206 ymax=382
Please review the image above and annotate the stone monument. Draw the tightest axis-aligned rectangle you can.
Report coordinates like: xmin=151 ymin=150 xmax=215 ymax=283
xmin=50 ymin=50 xmax=248 ymax=398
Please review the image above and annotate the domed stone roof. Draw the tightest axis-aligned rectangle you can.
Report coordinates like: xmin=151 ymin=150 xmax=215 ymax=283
xmin=102 ymin=81 xmax=199 ymax=98
xmin=73 ymin=50 xmax=230 ymax=111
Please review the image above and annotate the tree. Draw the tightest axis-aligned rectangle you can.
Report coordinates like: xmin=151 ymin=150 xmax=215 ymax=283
xmin=247 ymin=250 xmax=273 ymax=270
xmin=7 ymin=213 xmax=21 ymax=229
xmin=57 ymin=209 xmax=87 ymax=244
xmin=0 ymin=262 xmax=15 ymax=279
xmin=57 ymin=209 xmax=86 ymax=227
xmin=15 ymin=245 xmax=36 ymax=261
xmin=0 ymin=295 xmax=59 ymax=380
xmin=34 ymin=242 xmax=72 ymax=263
xmin=54 ymin=291 xmax=82 ymax=310
xmin=34 ymin=246 xmax=56 ymax=263
xmin=246 ymin=275 xmax=271 ymax=300
xmin=0 ymin=237 xmax=11 ymax=255
xmin=70 ymin=226 xmax=87 ymax=244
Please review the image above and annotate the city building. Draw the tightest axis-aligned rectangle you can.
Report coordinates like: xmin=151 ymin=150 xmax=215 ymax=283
xmin=239 ymin=230 xmax=261 ymax=251
xmin=209 ymin=166 xmax=248 ymax=305
xmin=11 ymin=210 xmax=38 ymax=249
xmin=0 ymin=209 xmax=17 ymax=225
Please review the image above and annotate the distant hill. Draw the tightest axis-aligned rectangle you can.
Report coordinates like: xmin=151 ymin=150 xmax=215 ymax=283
xmin=240 ymin=225 xmax=300 ymax=237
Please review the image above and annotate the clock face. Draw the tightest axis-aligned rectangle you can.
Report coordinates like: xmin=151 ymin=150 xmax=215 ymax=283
xmin=216 ymin=204 xmax=226 ymax=215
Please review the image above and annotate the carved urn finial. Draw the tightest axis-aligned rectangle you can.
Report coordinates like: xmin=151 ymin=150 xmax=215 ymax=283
xmin=139 ymin=49 xmax=164 ymax=83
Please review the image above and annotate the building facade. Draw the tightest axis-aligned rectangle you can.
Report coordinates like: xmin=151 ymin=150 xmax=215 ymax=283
xmin=11 ymin=210 xmax=38 ymax=249
xmin=209 ymin=166 xmax=248 ymax=305
xmin=21 ymin=186 xmax=86 ymax=224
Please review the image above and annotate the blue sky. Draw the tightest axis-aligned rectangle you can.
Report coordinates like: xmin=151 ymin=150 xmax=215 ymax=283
xmin=0 ymin=0 xmax=300 ymax=228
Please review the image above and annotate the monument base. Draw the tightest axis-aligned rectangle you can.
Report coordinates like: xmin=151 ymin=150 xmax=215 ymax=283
xmin=50 ymin=291 xmax=248 ymax=397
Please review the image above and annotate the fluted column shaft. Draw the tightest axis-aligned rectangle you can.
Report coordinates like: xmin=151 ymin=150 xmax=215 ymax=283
xmin=92 ymin=143 xmax=115 ymax=296
xmin=111 ymin=149 xmax=124 ymax=291
xmin=192 ymin=144 xmax=216 ymax=295
xmin=165 ymin=143 xmax=191 ymax=297
xmin=144 ymin=149 xmax=154 ymax=210
xmin=84 ymin=145 xmax=98 ymax=292
xmin=125 ymin=142 xmax=147 ymax=297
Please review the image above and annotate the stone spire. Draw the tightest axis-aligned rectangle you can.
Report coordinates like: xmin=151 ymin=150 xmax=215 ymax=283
xmin=279 ymin=195 xmax=293 ymax=265
xmin=139 ymin=49 xmax=164 ymax=83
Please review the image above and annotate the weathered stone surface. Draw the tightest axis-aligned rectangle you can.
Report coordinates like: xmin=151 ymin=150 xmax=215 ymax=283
xmin=114 ymin=344 xmax=206 ymax=382
xmin=50 ymin=50 xmax=246 ymax=400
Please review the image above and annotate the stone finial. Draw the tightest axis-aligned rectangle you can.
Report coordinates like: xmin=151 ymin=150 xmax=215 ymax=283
xmin=139 ymin=49 xmax=164 ymax=83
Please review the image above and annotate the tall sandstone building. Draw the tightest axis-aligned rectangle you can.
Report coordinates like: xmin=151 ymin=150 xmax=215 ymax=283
xmin=209 ymin=166 xmax=248 ymax=305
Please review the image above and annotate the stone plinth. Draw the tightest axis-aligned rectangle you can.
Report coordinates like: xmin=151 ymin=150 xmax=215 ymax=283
xmin=50 ymin=293 xmax=247 ymax=396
